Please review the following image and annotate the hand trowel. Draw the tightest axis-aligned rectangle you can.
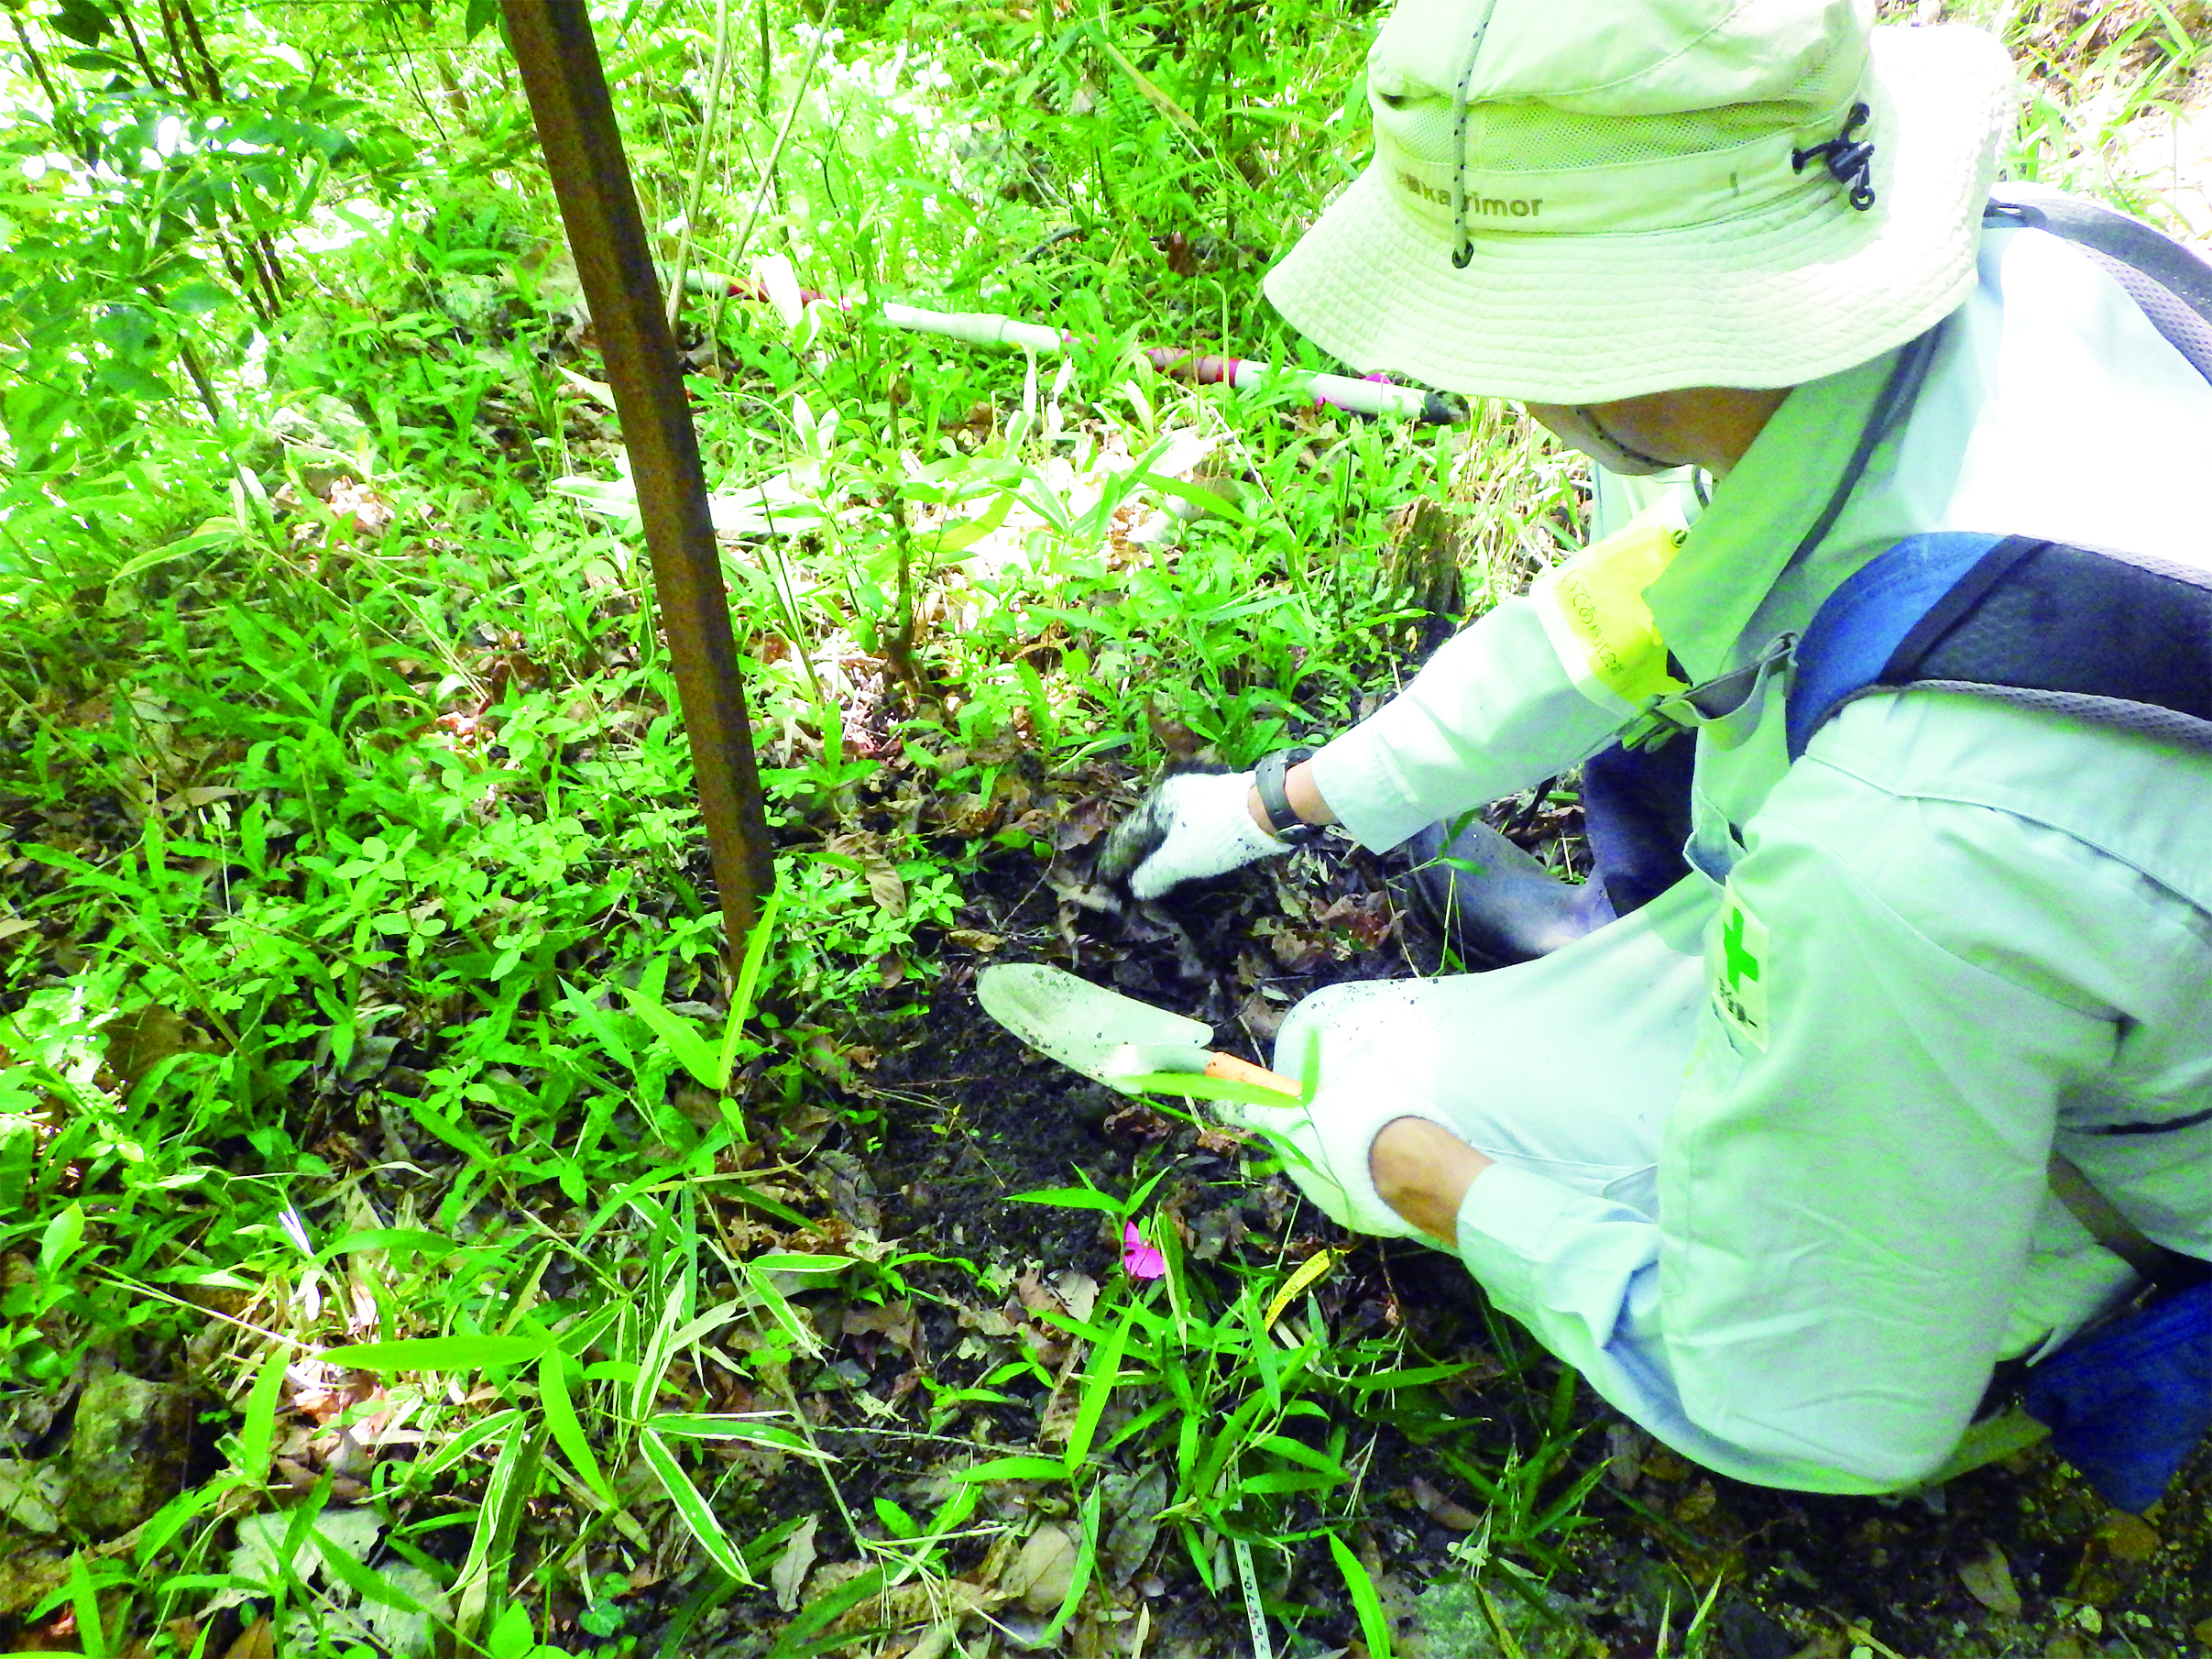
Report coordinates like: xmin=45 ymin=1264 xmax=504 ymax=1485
xmin=976 ymin=962 xmax=1301 ymax=1098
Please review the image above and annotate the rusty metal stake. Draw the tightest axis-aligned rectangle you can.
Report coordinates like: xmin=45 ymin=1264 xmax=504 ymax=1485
xmin=501 ymin=0 xmax=775 ymax=950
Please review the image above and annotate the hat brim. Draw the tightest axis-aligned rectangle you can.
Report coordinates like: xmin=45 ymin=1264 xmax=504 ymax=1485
xmin=1263 ymin=27 xmax=2017 ymax=405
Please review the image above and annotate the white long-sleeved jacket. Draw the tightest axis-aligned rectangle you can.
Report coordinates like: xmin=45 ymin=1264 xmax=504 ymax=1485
xmin=1285 ymin=224 xmax=2212 ymax=1489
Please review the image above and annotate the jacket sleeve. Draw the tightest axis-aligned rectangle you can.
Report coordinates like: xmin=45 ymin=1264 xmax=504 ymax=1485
xmin=1308 ymin=596 xmax=1623 ymax=851
xmin=1309 ymin=493 xmax=1697 ymax=852
xmin=1451 ymin=732 xmax=2159 ymax=1490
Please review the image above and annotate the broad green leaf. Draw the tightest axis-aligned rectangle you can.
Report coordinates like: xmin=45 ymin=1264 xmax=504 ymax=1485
xmin=68 ymin=1554 xmax=109 ymax=1659
xmin=312 ymin=1527 xmax=427 ymax=1612
xmin=1064 ymin=1313 xmax=1130 ymax=1470
xmin=739 ymin=1265 xmax=823 ymax=1360
xmin=453 ymin=1424 xmax=542 ymax=1643
xmin=560 ymin=980 xmax=636 ymax=1077
xmin=1232 ymin=1470 xmax=1340 ymax=1496
xmin=315 ymin=1228 xmax=458 ymax=1265
xmin=1334 ymin=1361 xmax=1478 ymax=1392
xmin=415 ymin=1408 xmax=525 ymax=1484
xmin=38 ymin=1203 xmax=86 ymax=1277
xmin=728 ymin=884 xmax=783 ymax=1042
xmin=748 ymin=1251 xmax=854 ymax=1277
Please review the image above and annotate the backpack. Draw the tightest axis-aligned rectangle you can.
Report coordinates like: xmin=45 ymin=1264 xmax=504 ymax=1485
xmin=1787 ymin=188 xmax=2212 ymax=766
xmin=1782 ymin=190 xmax=2212 ymax=1512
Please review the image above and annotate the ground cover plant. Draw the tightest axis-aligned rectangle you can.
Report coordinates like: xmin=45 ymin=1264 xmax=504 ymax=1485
xmin=3 ymin=0 xmax=2210 ymax=1654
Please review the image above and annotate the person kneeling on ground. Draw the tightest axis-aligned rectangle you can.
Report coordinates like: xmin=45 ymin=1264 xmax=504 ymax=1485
xmin=1101 ymin=0 xmax=2212 ymax=1495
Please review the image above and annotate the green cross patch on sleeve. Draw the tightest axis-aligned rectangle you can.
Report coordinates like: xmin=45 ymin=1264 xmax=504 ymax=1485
xmin=1714 ymin=881 xmax=1769 ymax=1049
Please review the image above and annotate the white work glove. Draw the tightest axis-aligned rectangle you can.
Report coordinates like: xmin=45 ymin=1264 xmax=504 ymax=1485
xmin=1231 ymin=1086 xmax=1454 ymax=1240
xmin=1097 ymin=769 xmax=1290 ymax=900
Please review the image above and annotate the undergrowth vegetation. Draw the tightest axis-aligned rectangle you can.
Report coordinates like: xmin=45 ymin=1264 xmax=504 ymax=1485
xmin=1 ymin=0 xmax=2206 ymax=1653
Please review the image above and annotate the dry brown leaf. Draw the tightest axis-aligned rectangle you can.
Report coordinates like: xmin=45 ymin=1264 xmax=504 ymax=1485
xmin=843 ymin=1301 xmax=922 ymax=1359
xmin=772 ymin=1516 xmax=820 ymax=1612
xmin=221 ymin=1619 xmax=275 ymax=1659
xmin=866 ymin=860 xmax=907 ymax=916
xmin=1004 ymin=1524 xmax=1080 ymax=1614
xmin=1234 ymin=991 xmax=1287 ymax=1043
xmin=1407 ymin=1475 xmax=1481 ymax=1531
xmin=825 ymin=833 xmax=908 ymax=917
xmin=1052 ymin=1270 xmax=1100 ymax=1323
xmin=1671 ymin=1479 xmax=1718 ymax=1523
xmin=1053 ymin=797 xmax=1111 ymax=851
xmin=1958 ymin=1540 xmax=2021 ymax=1617
xmin=1313 ymin=892 xmax=1394 ymax=950
xmin=830 ymin=1577 xmax=996 ymax=1634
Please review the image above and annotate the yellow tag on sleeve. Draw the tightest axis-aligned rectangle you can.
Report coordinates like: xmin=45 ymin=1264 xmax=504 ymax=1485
xmin=1531 ymin=499 xmax=1692 ymax=717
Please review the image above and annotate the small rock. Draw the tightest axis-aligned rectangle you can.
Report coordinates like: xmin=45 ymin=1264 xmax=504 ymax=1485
xmin=62 ymin=1369 xmax=192 ymax=1535
xmin=1407 ymin=1578 xmax=1589 ymax=1659
xmin=1958 ymin=1541 xmax=2022 ymax=1618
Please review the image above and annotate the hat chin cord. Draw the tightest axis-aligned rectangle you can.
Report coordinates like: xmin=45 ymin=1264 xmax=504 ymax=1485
xmin=1573 ymin=406 xmax=1687 ymax=475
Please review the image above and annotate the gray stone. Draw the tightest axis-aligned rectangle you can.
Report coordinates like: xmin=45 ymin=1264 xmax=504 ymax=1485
xmin=1405 ymin=1578 xmax=1590 ymax=1659
xmin=62 ymin=1369 xmax=192 ymax=1535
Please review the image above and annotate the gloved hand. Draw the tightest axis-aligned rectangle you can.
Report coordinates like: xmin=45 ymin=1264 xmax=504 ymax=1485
xmin=1228 ymin=1085 xmax=1457 ymax=1240
xmin=1097 ymin=769 xmax=1289 ymax=900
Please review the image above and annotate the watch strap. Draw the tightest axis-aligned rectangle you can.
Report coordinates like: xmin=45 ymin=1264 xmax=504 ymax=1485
xmin=1254 ymin=748 xmax=1322 ymax=844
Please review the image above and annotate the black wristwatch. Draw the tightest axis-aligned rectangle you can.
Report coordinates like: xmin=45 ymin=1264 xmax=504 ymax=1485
xmin=1254 ymin=747 xmax=1324 ymax=845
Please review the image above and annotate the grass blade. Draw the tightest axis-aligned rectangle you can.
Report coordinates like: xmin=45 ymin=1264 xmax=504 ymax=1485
xmin=619 ymin=983 xmax=726 ymax=1090
xmin=237 ymin=1346 xmax=288 ymax=1483
xmin=326 ymin=1335 xmax=553 ymax=1371
xmin=1329 ymin=1534 xmax=1392 ymax=1659
xmin=1063 ymin=1311 xmax=1131 ymax=1471
xmin=641 ymin=1427 xmax=754 ymax=1584
xmin=539 ymin=1351 xmax=613 ymax=1505
xmin=1036 ymin=1485 xmax=1101 ymax=1647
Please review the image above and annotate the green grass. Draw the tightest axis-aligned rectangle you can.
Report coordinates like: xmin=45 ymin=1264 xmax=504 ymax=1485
xmin=1 ymin=0 xmax=2201 ymax=1653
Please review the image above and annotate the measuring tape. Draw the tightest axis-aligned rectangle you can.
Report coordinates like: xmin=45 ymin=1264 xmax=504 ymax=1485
xmin=1232 ymin=1539 xmax=1274 ymax=1659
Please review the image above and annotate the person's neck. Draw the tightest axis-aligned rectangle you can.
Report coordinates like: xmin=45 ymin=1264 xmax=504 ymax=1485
xmin=1587 ymin=385 xmax=1793 ymax=478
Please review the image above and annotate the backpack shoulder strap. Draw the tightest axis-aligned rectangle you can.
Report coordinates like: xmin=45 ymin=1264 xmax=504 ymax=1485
xmin=1986 ymin=183 xmax=2212 ymax=384
xmin=1786 ymin=533 xmax=2212 ymax=762
xmin=1786 ymin=196 xmax=2212 ymax=759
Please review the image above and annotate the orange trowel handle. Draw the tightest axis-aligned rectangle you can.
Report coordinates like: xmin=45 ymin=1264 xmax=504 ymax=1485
xmin=1203 ymin=1051 xmax=1302 ymax=1096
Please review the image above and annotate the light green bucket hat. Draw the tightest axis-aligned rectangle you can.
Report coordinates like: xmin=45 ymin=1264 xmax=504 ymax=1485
xmin=1265 ymin=0 xmax=2017 ymax=405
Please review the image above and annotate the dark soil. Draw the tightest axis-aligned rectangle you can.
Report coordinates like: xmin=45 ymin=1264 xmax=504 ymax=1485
xmin=741 ymin=796 xmax=2212 ymax=1659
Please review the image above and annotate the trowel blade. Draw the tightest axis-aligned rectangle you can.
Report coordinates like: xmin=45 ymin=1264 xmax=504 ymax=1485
xmin=976 ymin=963 xmax=1215 ymax=1093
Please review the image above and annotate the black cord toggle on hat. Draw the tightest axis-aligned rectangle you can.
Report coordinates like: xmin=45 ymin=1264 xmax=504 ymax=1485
xmin=1792 ymin=102 xmax=1877 ymax=211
